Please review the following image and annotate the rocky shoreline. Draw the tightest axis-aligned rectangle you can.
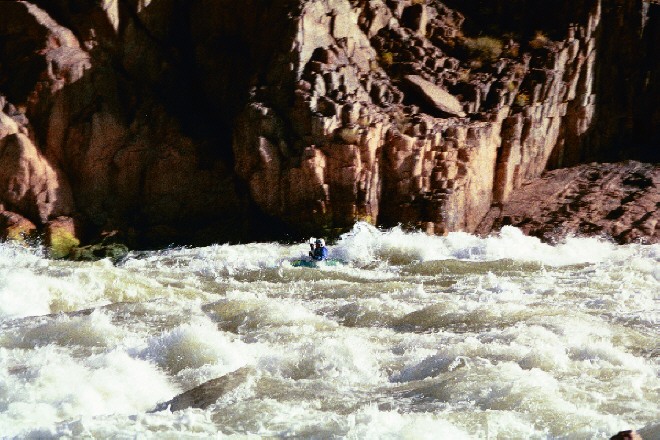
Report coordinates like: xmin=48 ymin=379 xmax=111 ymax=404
xmin=1 ymin=159 xmax=655 ymax=260
xmin=477 ymin=161 xmax=659 ymax=244
xmin=0 ymin=0 xmax=658 ymax=253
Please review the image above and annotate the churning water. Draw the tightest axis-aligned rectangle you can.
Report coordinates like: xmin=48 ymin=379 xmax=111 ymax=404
xmin=0 ymin=223 xmax=658 ymax=439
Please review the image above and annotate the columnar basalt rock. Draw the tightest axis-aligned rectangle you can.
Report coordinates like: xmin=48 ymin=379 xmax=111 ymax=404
xmin=234 ymin=0 xmax=644 ymax=236
xmin=0 ymin=0 xmax=657 ymax=246
xmin=234 ymin=0 xmax=396 ymax=233
xmin=587 ymin=0 xmax=660 ymax=163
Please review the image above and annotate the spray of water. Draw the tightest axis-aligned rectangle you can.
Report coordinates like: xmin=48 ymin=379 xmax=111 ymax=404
xmin=0 ymin=223 xmax=657 ymax=438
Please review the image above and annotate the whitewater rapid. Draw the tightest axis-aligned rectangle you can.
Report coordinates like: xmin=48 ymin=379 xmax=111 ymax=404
xmin=0 ymin=223 xmax=658 ymax=439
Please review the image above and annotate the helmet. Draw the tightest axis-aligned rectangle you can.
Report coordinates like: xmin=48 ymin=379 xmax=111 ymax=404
xmin=316 ymin=238 xmax=325 ymax=246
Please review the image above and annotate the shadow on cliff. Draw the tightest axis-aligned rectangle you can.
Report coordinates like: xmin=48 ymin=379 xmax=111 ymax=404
xmin=552 ymin=0 xmax=660 ymax=166
xmin=442 ymin=0 xmax=593 ymax=41
xmin=442 ymin=0 xmax=659 ymax=166
xmin=0 ymin=0 xmax=301 ymax=247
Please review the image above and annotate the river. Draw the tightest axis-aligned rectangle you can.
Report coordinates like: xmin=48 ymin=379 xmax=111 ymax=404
xmin=1 ymin=223 xmax=658 ymax=439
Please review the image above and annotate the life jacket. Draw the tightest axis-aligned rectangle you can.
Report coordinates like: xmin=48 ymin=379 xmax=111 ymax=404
xmin=312 ymin=246 xmax=328 ymax=261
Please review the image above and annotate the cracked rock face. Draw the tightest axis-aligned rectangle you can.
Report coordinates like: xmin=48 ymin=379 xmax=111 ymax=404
xmin=233 ymin=0 xmax=654 ymax=237
xmin=477 ymin=161 xmax=659 ymax=244
xmin=402 ymin=75 xmax=467 ymax=117
xmin=0 ymin=0 xmax=657 ymax=246
xmin=0 ymin=0 xmax=247 ymax=246
xmin=0 ymin=99 xmax=73 ymax=224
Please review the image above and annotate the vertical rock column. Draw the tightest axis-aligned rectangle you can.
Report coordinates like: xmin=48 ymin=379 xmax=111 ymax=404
xmin=552 ymin=0 xmax=600 ymax=167
xmin=381 ymin=113 xmax=503 ymax=234
xmin=233 ymin=0 xmax=390 ymax=233
xmin=496 ymin=0 xmax=601 ymax=200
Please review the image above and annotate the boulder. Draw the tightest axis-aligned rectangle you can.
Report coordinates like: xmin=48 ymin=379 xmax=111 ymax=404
xmin=151 ymin=367 xmax=256 ymax=412
xmin=68 ymin=242 xmax=129 ymax=263
xmin=477 ymin=162 xmax=660 ymax=244
xmin=403 ymin=75 xmax=467 ymax=117
xmin=0 ymin=211 xmax=37 ymax=242
xmin=45 ymin=216 xmax=79 ymax=259
xmin=610 ymin=431 xmax=643 ymax=440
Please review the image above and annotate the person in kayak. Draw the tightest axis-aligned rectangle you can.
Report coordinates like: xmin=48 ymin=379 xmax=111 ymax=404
xmin=309 ymin=238 xmax=328 ymax=261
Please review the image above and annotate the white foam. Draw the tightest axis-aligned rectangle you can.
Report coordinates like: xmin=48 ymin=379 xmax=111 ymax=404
xmin=333 ymin=222 xmax=452 ymax=264
xmin=261 ymin=334 xmax=382 ymax=384
xmin=123 ymin=242 xmax=295 ymax=278
xmin=23 ymin=408 xmax=221 ymax=439
xmin=207 ymin=293 xmax=337 ymax=334
xmin=6 ymin=309 xmax=123 ymax=349
xmin=0 ymin=224 xmax=657 ymax=438
xmin=0 ymin=241 xmax=46 ymax=268
xmin=0 ymin=268 xmax=52 ymax=319
xmin=480 ymin=227 xmax=618 ymax=265
xmin=346 ymin=405 xmax=474 ymax=439
xmin=0 ymin=346 xmax=176 ymax=437
xmin=330 ymin=222 xmax=636 ymax=266
xmin=139 ymin=317 xmax=253 ymax=375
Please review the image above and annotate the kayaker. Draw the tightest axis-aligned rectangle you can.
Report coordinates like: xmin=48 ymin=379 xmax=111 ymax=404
xmin=309 ymin=238 xmax=328 ymax=261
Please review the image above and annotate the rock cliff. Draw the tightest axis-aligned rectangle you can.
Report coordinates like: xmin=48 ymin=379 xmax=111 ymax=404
xmin=0 ymin=0 xmax=657 ymax=250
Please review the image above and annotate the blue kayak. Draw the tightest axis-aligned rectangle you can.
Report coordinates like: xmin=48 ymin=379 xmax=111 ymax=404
xmin=291 ymin=259 xmax=344 ymax=268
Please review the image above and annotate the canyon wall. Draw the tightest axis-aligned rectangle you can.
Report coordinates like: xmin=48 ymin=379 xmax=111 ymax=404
xmin=0 ymin=0 xmax=657 ymax=249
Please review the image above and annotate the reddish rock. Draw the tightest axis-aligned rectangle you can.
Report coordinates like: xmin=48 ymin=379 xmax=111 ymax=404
xmin=0 ymin=132 xmax=73 ymax=224
xmin=0 ymin=1 xmax=247 ymax=244
xmin=0 ymin=0 xmax=657 ymax=246
xmin=477 ymin=162 xmax=659 ymax=244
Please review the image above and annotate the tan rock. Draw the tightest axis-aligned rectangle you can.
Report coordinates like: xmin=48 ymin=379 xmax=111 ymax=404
xmin=401 ymin=3 xmax=427 ymax=36
xmin=403 ymin=75 xmax=467 ymax=117
xmin=0 ymin=133 xmax=73 ymax=224
xmin=365 ymin=0 xmax=393 ymax=38
xmin=0 ymin=112 xmax=19 ymax=138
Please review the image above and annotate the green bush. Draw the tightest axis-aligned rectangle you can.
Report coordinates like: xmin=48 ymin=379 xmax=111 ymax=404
xmin=380 ymin=51 xmax=394 ymax=66
xmin=462 ymin=36 xmax=503 ymax=63
xmin=515 ymin=92 xmax=530 ymax=107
